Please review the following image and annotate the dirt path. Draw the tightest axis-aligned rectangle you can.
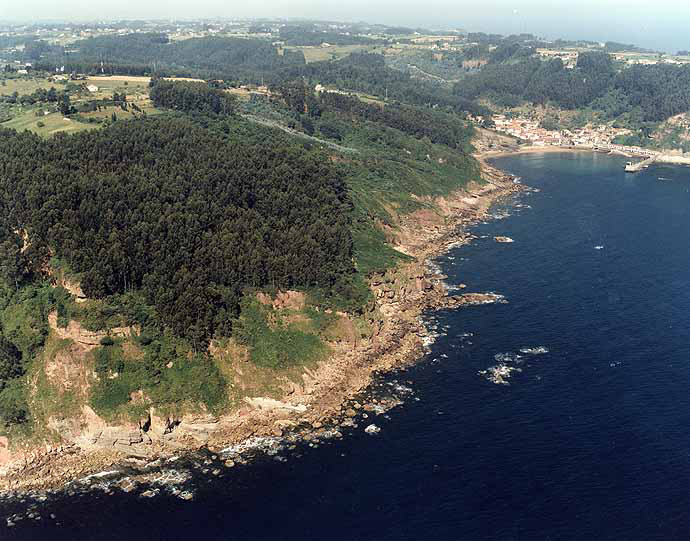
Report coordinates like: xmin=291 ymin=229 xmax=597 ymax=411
xmin=243 ymin=114 xmax=359 ymax=154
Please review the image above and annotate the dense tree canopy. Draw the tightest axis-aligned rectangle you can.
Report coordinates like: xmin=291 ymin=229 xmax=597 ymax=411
xmin=0 ymin=336 xmax=22 ymax=392
xmin=454 ymin=50 xmax=690 ymax=122
xmin=149 ymin=78 xmax=236 ymax=114
xmin=35 ymin=33 xmax=306 ymax=78
xmin=455 ymin=52 xmax=616 ymax=110
xmin=615 ymin=64 xmax=690 ymax=121
xmin=278 ymin=25 xmax=376 ymax=46
xmin=317 ymin=91 xmax=474 ymax=149
xmin=0 ymin=118 xmax=354 ymax=345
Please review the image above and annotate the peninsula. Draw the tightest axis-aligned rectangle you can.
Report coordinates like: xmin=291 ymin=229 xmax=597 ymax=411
xmin=0 ymin=18 xmax=688 ymax=491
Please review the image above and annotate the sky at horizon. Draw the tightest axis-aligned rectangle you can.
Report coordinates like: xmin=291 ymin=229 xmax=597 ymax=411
xmin=2 ymin=0 xmax=690 ymax=52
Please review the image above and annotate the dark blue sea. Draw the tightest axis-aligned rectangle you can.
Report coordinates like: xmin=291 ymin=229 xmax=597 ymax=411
xmin=4 ymin=152 xmax=690 ymax=540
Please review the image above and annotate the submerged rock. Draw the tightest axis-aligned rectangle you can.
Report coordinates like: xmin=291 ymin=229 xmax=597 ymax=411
xmin=478 ymin=364 xmax=522 ymax=385
xmin=364 ymin=424 xmax=381 ymax=435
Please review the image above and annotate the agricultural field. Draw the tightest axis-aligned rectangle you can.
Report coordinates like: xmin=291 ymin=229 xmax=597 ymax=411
xmin=0 ymin=74 xmax=164 ymax=137
xmin=0 ymin=76 xmax=61 ymax=95
xmin=226 ymin=87 xmax=252 ymax=101
xmin=284 ymin=44 xmax=383 ymax=63
xmin=85 ymin=76 xmax=151 ymax=101
xmin=85 ymin=75 xmax=204 ymax=99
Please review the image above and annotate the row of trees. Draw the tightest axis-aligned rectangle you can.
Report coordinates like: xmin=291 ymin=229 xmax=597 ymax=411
xmin=0 ymin=86 xmax=60 ymax=105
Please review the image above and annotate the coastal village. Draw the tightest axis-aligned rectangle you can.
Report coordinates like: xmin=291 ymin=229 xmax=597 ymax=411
xmin=489 ymin=114 xmax=657 ymax=157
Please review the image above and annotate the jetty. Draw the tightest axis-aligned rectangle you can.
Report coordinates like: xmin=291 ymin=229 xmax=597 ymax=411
xmin=625 ymin=155 xmax=656 ymax=172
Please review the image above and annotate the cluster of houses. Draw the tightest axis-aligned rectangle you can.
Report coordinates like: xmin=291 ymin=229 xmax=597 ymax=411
xmin=610 ymin=53 xmax=690 ymax=66
xmin=536 ymin=49 xmax=579 ymax=68
xmin=491 ymin=114 xmax=655 ymax=156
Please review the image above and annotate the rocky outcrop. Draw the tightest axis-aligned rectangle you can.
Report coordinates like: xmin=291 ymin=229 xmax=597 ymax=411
xmin=440 ymin=292 xmax=507 ymax=308
xmin=371 ymin=267 xmax=446 ymax=312
xmin=256 ymin=290 xmax=306 ymax=312
xmin=60 ymin=277 xmax=87 ymax=303
xmin=39 ymin=403 xmax=223 ymax=461
xmin=91 ymin=427 xmax=150 ymax=455
xmin=1 ymin=164 xmax=523 ymax=491
xmin=44 ymin=341 xmax=93 ymax=399
xmin=167 ymin=414 xmax=220 ymax=444
xmin=48 ymin=312 xmax=139 ymax=351
xmin=244 ymin=397 xmax=308 ymax=413
xmin=0 ymin=437 xmax=10 ymax=467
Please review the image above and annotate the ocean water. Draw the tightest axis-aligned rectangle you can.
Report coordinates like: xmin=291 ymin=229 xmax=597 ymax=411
xmin=4 ymin=151 xmax=690 ymax=540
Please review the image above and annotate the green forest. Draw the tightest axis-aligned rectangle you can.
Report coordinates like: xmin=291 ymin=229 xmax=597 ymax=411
xmin=34 ymin=33 xmax=306 ymax=79
xmin=0 ymin=118 xmax=354 ymax=345
xmin=149 ymin=78 xmax=237 ymax=114
xmin=0 ymin=65 xmax=482 ymax=427
xmin=5 ymin=27 xmax=689 ymax=432
xmin=10 ymin=31 xmax=690 ymax=128
xmin=454 ymin=50 xmax=690 ymax=122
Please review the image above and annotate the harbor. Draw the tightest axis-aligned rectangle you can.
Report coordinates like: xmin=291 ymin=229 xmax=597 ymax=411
xmin=625 ymin=155 xmax=657 ymax=172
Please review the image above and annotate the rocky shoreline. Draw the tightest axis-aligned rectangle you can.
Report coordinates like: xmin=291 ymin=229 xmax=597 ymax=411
xmin=0 ymin=155 xmax=523 ymax=496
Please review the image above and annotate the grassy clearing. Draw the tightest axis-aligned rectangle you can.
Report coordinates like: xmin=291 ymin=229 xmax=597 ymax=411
xmin=29 ymin=336 xmax=81 ymax=426
xmin=85 ymin=76 xmax=203 ymax=101
xmin=78 ymin=102 xmax=158 ymax=120
xmin=226 ymin=87 xmax=252 ymax=102
xmin=208 ymin=293 xmax=354 ymax=402
xmin=352 ymin=223 xmax=411 ymax=275
xmin=233 ymin=297 xmax=330 ymax=370
xmin=89 ymin=334 xmax=228 ymax=421
xmin=0 ymin=74 xmax=161 ymax=137
xmin=3 ymin=110 xmax=93 ymax=137
xmin=2 ymin=100 xmax=160 ymax=137
xmin=211 ymin=337 xmax=297 ymax=401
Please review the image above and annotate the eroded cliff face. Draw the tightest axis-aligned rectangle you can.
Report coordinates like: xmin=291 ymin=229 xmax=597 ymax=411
xmin=0 ymin=169 xmax=521 ymax=492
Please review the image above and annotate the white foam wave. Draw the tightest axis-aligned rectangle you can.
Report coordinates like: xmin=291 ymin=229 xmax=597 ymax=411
xmin=519 ymin=346 xmax=550 ymax=355
xmin=220 ymin=436 xmax=283 ymax=458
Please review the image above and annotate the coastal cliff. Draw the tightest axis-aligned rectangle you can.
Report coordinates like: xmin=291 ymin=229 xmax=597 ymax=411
xmin=0 ymin=157 xmax=521 ymax=492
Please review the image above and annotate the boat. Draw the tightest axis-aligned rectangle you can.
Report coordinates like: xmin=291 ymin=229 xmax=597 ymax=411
xmin=624 ymin=161 xmax=637 ymax=172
